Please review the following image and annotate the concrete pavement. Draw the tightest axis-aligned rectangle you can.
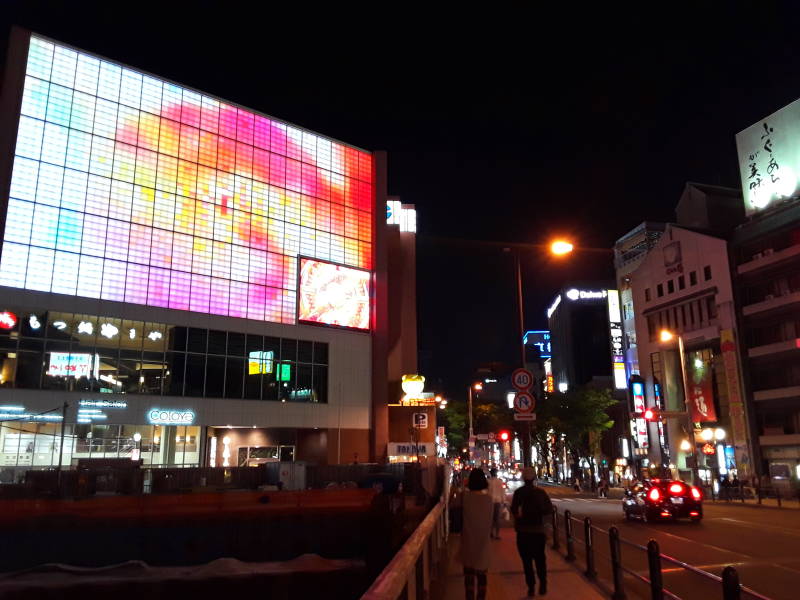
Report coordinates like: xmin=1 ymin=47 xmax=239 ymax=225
xmin=436 ymin=525 xmax=603 ymax=599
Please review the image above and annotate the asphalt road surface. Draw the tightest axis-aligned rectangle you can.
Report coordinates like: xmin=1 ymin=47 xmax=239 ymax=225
xmin=531 ymin=487 xmax=800 ymax=600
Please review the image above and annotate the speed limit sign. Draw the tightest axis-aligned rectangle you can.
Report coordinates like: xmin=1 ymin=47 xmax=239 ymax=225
xmin=511 ymin=368 xmax=534 ymax=391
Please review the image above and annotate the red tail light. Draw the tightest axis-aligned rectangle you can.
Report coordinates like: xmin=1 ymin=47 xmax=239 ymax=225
xmin=648 ymin=488 xmax=661 ymax=501
xmin=690 ymin=487 xmax=702 ymax=500
xmin=689 ymin=511 xmax=700 ymax=516
xmin=660 ymin=511 xmax=672 ymax=517
xmin=669 ymin=483 xmax=684 ymax=495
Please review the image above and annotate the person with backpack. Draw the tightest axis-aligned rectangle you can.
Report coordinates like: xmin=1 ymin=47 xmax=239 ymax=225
xmin=511 ymin=467 xmax=553 ymax=597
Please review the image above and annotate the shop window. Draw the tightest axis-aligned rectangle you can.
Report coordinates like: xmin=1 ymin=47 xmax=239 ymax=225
xmin=165 ymin=352 xmax=186 ymax=396
xmin=313 ymin=365 xmax=328 ymax=404
xmin=298 ymin=340 xmax=313 ymax=363
xmin=167 ymin=326 xmax=187 ymax=351
xmin=205 ymin=355 xmax=225 ymax=397
xmin=227 ymin=332 xmax=245 ymax=356
xmin=0 ymin=351 xmax=17 ymax=388
xmin=15 ymin=351 xmax=43 ymax=388
xmin=207 ymin=330 xmax=227 ymax=355
xmin=141 ymin=351 xmax=165 ymax=395
xmin=225 ymin=356 xmax=244 ymax=398
xmin=245 ymin=334 xmax=263 ymax=356
xmin=185 ymin=354 xmax=206 ymax=396
xmin=281 ymin=338 xmax=297 ymax=363
xmin=187 ymin=328 xmax=207 ymax=353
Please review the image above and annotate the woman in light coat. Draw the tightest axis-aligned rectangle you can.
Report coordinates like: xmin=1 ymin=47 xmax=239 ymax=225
xmin=460 ymin=468 xmax=493 ymax=600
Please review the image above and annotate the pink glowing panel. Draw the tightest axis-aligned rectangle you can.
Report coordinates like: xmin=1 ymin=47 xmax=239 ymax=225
xmin=298 ymin=258 xmax=370 ymax=331
xmin=0 ymin=34 xmax=374 ymax=326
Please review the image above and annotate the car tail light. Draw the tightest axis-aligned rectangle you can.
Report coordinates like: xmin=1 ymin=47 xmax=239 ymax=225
xmin=660 ymin=511 xmax=671 ymax=517
xmin=690 ymin=487 xmax=702 ymax=500
xmin=669 ymin=483 xmax=684 ymax=495
xmin=648 ymin=488 xmax=661 ymax=501
xmin=689 ymin=511 xmax=700 ymax=516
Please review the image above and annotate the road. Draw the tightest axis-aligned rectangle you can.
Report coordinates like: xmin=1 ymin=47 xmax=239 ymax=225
xmin=505 ymin=483 xmax=800 ymax=599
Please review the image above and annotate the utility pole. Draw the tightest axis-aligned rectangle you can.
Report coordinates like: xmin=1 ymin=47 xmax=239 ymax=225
xmin=515 ymin=253 xmax=533 ymax=467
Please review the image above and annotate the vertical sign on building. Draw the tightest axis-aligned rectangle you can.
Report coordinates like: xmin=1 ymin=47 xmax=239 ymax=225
xmin=607 ymin=289 xmax=626 ymax=389
xmin=721 ymin=329 xmax=751 ymax=476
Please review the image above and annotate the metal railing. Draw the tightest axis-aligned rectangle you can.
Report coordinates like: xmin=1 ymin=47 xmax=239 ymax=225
xmin=550 ymin=508 xmax=773 ymax=600
xmin=360 ymin=496 xmax=449 ymax=600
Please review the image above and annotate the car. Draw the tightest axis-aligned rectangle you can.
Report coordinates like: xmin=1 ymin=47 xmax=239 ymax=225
xmin=622 ymin=479 xmax=703 ymax=523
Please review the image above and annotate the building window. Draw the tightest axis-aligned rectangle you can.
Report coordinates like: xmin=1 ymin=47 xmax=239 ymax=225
xmin=0 ymin=308 xmax=330 ymax=403
xmin=690 ymin=271 xmax=697 ymax=286
xmin=704 ymin=265 xmax=712 ymax=281
xmin=678 ymin=276 xmax=685 ymax=290
xmin=645 ymin=288 xmax=651 ymax=302
xmin=657 ymin=284 xmax=664 ymax=297
xmin=706 ymin=297 xmax=718 ymax=319
xmin=667 ymin=280 xmax=675 ymax=294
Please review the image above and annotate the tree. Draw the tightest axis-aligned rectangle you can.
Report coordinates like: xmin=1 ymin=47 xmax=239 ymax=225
xmin=440 ymin=399 xmax=467 ymax=455
xmin=533 ymin=386 xmax=616 ymax=487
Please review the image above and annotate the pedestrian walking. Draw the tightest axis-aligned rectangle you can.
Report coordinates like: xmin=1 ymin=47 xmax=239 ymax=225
xmin=512 ymin=466 xmax=554 ymax=597
xmin=460 ymin=468 xmax=493 ymax=600
xmin=488 ymin=468 xmax=505 ymax=539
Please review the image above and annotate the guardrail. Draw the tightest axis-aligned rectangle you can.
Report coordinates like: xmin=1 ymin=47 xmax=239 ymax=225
xmin=550 ymin=508 xmax=772 ymax=600
xmin=360 ymin=496 xmax=448 ymax=600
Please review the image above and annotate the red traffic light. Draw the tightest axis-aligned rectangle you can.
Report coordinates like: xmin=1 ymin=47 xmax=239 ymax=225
xmin=643 ymin=408 xmax=656 ymax=421
xmin=498 ymin=430 xmax=510 ymax=442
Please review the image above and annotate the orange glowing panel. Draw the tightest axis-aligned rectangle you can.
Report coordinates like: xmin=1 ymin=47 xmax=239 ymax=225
xmin=298 ymin=258 xmax=370 ymax=331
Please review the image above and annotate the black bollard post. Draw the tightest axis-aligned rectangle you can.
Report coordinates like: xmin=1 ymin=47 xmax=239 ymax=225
xmin=646 ymin=539 xmax=662 ymax=600
xmin=564 ymin=509 xmax=576 ymax=562
xmin=609 ymin=527 xmax=626 ymax=600
xmin=551 ymin=509 xmax=560 ymax=551
xmin=584 ymin=517 xmax=596 ymax=579
xmin=722 ymin=566 xmax=741 ymax=600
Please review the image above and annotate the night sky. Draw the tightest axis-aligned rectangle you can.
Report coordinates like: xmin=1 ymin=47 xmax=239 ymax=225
xmin=3 ymin=3 xmax=800 ymax=400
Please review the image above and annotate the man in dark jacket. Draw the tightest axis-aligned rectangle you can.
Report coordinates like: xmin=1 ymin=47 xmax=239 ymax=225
xmin=511 ymin=466 xmax=553 ymax=597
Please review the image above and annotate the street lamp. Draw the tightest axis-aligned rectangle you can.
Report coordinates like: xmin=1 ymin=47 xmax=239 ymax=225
xmin=550 ymin=239 xmax=574 ymax=256
xmin=468 ymin=382 xmax=482 ymax=441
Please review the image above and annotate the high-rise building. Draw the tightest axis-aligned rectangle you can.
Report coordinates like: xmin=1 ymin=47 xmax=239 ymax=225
xmin=0 ymin=31 xmax=390 ymax=472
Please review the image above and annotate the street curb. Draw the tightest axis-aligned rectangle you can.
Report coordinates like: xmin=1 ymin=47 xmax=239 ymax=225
xmin=707 ymin=499 xmax=800 ymax=512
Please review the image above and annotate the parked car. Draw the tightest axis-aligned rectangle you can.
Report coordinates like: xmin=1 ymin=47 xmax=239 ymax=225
xmin=623 ymin=479 xmax=703 ymax=523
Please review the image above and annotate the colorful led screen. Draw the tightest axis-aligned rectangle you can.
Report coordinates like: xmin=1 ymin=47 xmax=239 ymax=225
xmin=0 ymin=35 xmax=373 ymax=325
xmin=298 ymin=258 xmax=370 ymax=331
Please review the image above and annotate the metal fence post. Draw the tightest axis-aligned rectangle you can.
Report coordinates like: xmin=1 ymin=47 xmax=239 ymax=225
xmin=584 ymin=517 xmax=596 ymax=579
xmin=564 ymin=510 xmax=576 ymax=562
xmin=722 ymin=566 xmax=741 ymax=600
xmin=551 ymin=509 xmax=560 ymax=550
xmin=646 ymin=539 xmax=663 ymax=600
xmin=757 ymin=484 xmax=762 ymax=505
xmin=776 ymin=486 xmax=782 ymax=507
xmin=739 ymin=482 xmax=745 ymax=504
xmin=609 ymin=526 xmax=626 ymax=600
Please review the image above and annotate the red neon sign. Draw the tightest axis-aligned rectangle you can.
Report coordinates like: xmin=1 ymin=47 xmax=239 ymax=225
xmin=0 ymin=311 xmax=17 ymax=330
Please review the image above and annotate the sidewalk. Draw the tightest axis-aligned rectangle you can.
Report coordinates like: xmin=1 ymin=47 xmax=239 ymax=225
xmin=435 ymin=526 xmax=603 ymax=600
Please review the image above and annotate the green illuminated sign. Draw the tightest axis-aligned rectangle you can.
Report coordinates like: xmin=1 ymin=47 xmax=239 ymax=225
xmin=278 ymin=363 xmax=292 ymax=382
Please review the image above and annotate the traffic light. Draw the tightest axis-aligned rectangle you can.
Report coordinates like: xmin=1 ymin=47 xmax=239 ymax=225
xmin=643 ymin=408 xmax=656 ymax=421
xmin=498 ymin=430 xmax=510 ymax=442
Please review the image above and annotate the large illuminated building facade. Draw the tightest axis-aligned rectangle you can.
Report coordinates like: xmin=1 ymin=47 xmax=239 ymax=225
xmin=0 ymin=31 xmax=387 ymax=473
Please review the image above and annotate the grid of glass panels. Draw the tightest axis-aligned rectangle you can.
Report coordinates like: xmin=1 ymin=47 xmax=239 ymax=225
xmin=0 ymin=35 xmax=373 ymax=325
xmin=0 ymin=307 xmax=328 ymax=402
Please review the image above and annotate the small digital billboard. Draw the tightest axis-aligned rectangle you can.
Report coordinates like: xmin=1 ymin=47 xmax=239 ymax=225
xmin=297 ymin=257 xmax=370 ymax=331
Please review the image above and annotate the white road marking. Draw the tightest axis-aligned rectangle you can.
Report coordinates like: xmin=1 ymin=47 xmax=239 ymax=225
xmin=713 ymin=517 xmax=800 ymax=539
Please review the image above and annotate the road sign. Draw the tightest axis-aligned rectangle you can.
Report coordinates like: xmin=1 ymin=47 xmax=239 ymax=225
xmin=511 ymin=368 xmax=534 ymax=390
xmin=514 ymin=413 xmax=536 ymax=421
xmin=413 ymin=413 xmax=428 ymax=428
xmin=476 ymin=434 xmax=489 ymax=440
xmin=514 ymin=391 xmax=535 ymax=413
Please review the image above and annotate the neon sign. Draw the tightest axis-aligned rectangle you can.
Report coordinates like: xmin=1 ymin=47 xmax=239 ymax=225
xmin=147 ymin=408 xmax=196 ymax=425
xmin=0 ymin=311 xmax=17 ymax=330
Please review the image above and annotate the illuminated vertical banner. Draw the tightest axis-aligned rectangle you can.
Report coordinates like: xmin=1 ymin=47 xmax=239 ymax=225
xmin=0 ymin=35 xmax=374 ymax=326
xmin=607 ymin=289 xmax=626 ymax=389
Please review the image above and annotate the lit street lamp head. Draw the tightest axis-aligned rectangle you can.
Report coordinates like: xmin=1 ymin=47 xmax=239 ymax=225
xmin=550 ymin=239 xmax=574 ymax=256
xmin=659 ymin=329 xmax=674 ymax=342
xmin=473 ymin=382 xmax=483 ymax=391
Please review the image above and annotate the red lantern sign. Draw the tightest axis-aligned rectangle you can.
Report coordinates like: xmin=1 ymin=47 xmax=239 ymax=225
xmin=0 ymin=311 xmax=17 ymax=330
xmin=701 ymin=443 xmax=716 ymax=455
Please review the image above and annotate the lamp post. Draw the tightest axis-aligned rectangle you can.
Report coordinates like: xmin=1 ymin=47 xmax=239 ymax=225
xmin=468 ymin=382 xmax=482 ymax=443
